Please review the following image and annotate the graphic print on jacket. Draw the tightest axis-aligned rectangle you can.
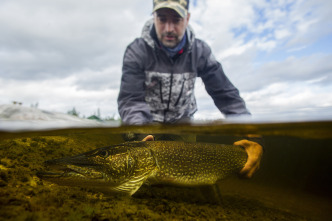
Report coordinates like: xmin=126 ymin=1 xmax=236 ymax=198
xmin=145 ymin=71 xmax=197 ymax=123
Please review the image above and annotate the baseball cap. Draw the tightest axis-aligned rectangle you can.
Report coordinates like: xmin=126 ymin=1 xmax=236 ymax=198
xmin=153 ymin=0 xmax=189 ymax=18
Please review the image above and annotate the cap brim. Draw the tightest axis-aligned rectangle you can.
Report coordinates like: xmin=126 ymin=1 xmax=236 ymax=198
xmin=153 ymin=3 xmax=187 ymax=18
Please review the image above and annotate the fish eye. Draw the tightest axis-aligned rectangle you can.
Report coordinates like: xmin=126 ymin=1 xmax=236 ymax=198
xmin=97 ymin=150 xmax=109 ymax=158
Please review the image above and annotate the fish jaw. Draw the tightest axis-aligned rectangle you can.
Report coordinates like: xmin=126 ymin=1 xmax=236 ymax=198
xmin=37 ymin=155 xmax=116 ymax=187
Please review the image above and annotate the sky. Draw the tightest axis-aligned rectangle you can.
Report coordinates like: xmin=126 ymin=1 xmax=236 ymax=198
xmin=0 ymin=0 xmax=331 ymax=121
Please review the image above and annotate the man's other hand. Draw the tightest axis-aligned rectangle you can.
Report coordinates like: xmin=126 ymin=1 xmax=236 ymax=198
xmin=234 ymin=140 xmax=263 ymax=178
xmin=142 ymin=135 xmax=154 ymax=141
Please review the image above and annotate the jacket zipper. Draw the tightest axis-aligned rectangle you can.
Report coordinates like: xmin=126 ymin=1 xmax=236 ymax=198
xmin=163 ymin=55 xmax=175 ymax=122
xmin=174 ymin=79 xmax=185 ymax=106
xmin=159 ymin=81 xmax=164 ymax=103
xmin=164 ymin=69 xmax=173 ymax=123
xmin=161 ymin=47 xmax=186 ymax=122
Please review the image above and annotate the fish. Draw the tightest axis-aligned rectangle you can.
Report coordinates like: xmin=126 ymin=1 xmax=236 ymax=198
xmin=37 ymin=141 xmax=247 ymax=196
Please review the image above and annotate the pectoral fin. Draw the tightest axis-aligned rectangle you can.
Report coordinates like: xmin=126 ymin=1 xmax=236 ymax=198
xmin=110 ymin=174 xmax=149 ymax=196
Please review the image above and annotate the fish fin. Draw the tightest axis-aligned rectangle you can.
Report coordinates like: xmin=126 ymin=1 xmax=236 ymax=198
xmin=110 ymin=175 xmax=149 ymax=196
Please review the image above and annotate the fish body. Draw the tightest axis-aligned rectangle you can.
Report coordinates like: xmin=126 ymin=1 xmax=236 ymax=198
xmin=38 ymin=141 xmax=247 ymax=195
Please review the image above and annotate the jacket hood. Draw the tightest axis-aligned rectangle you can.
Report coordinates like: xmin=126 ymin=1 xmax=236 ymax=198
xmin=141 ymin=18 xmax=195 ymax=50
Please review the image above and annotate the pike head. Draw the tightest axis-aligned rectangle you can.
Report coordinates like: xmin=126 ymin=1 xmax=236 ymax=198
xmin=37 ymin=142 xmax=157 ymax=195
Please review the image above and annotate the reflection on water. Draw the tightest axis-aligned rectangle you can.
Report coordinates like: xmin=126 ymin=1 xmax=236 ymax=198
xmin=0 ymin=120 xmax=331 ymax=220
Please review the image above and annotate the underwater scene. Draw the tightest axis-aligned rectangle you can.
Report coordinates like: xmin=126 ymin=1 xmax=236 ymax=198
xmin=0 ymin=121 xmax=331 ymax=220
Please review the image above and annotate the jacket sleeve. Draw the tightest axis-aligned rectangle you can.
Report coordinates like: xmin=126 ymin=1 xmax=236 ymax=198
xmin=197 ymin=41 xmax=251 ymax=117
xmin=117 ymin=39 xmax=153 ymax=125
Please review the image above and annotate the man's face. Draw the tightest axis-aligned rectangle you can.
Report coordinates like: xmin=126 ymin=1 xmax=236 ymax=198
xmin=154 ymin=8 xmax=190 ymax=48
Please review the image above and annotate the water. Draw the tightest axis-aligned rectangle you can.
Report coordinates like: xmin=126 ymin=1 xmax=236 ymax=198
xmin=0 ymin=121 xmax=331 ymax=220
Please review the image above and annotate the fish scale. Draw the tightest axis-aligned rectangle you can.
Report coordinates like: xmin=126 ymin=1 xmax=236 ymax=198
xmin=147 ymin=141 xmax=247 ymax=186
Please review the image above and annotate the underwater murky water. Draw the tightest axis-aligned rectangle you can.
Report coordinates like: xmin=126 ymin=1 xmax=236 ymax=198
xmin=0 ymin=121 xmax=331 ymax=220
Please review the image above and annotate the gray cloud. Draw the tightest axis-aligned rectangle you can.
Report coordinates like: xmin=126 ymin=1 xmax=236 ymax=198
xmin=225 ymin=53 xmax=332 ymax=92
xmin=73 ymin=66 xmax=122 ymax=91
xmin=0 ymin=0 xmax=151 ymax=81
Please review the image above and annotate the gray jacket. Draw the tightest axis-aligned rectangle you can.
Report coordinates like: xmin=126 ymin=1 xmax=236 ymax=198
xmin=118 ymin=19 xmax=250 ymax=125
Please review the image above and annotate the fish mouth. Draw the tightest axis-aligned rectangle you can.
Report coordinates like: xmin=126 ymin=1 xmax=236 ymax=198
xmin=37 ymin=159 xmax=104 ymax=180
xmin=38 ymin=152 xmax=99 ymax=177
xmin=37 ymin=166 xmax=89 ymax=179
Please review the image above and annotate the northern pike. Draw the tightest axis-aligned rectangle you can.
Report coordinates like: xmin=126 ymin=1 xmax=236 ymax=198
xmin=38 ymin=141 xmax=247 ymax=195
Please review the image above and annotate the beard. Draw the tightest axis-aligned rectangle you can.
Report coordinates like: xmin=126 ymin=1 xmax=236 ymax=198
xmin=160 ymin=32 xmax=181 ymax=48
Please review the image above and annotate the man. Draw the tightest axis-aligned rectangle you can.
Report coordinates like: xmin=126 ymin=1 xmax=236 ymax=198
xmin=118 ymin=0 xmax=262 ymax=178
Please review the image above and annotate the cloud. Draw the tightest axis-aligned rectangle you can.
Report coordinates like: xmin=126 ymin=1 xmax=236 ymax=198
xmin=195 ymin=78 xmax=332 ymax=120
xmin=225 ymin=53 xmax=332 ymax=92
xmin=72 ymin=66 xmax=122 ymax=91
xmin=0 ymin=0 xmax=151 ymax=81
xmin=191 ymin=0 xmax=332 ymax=58
xmin=0 ymin=76 xmax=119 ymax=118
xmin=243 ymin=81 xmax=332 ymax=119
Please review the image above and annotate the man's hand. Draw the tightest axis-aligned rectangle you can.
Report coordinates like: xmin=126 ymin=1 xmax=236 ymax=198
xmin=234 ymin=140 xmax=263 ymax=178
xmin=142 ymin=135 xmax=154 ymax=141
